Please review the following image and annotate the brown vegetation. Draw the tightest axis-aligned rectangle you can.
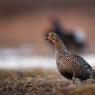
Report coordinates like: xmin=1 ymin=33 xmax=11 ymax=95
xmin=0 ymin=68 xmax=95 ymax=95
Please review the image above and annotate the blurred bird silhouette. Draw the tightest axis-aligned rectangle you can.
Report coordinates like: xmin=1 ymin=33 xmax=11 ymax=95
xmin=46 ymin=18 xmax=86 ymax=53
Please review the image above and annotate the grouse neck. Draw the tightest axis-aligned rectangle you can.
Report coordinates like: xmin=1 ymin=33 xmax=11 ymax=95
xmin=55 ymin=41 xmax=70 ymax=55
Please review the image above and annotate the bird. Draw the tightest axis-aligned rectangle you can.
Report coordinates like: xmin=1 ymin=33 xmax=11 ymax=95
xmin=46 ymin=32 xmax=95 ymax=82
xmin=47 ymin=18 xmax=86 ymax=53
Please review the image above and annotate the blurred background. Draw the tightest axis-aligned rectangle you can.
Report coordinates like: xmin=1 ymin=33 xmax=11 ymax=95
xmin=0 ymin=0 xmax=95 ymax=70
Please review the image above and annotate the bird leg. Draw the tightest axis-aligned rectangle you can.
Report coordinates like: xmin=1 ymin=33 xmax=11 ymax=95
xmin=72 ymin=72 xmax=81 ymax=85
xmin=72 ymin=72 xmax=75 ymax=83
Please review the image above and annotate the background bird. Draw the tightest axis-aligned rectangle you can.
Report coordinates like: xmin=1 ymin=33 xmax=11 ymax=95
xmin=47 ymin=18 xmax=86 ymax=53
xmin=46 ymin=32 xmax=95 ymax=82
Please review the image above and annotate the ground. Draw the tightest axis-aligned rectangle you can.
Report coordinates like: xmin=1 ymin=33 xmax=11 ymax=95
xmin=0 ymin=68 xmax=95 ymax=95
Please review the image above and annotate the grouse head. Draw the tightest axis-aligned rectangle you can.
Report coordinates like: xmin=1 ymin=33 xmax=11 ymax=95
xmin=46 ymin=32 xmax=62 ymax=48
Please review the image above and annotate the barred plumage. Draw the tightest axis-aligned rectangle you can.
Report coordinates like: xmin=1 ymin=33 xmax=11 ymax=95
xmin=46 ymin=32 xmax=95 ymax=81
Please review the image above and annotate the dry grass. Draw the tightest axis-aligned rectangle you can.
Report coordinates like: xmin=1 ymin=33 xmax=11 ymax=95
xmin=0 ymin=68 xmax=95 ymax=95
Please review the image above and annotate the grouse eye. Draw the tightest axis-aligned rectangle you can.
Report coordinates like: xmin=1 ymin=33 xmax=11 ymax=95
xmin=51 ymin=33 xmax=54 ymax=36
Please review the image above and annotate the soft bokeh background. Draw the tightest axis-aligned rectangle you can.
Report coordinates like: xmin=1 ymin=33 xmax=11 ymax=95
xmin=0 ymin=0 xmax=95 ymax=70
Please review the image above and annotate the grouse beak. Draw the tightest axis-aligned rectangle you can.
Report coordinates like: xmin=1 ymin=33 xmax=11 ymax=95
xmin=45 ymin=33 xmax=49 ymax=41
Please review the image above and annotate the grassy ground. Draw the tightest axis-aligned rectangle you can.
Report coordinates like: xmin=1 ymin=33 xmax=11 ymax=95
xmin=0 ymin=68 xmax=95 ymax=95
